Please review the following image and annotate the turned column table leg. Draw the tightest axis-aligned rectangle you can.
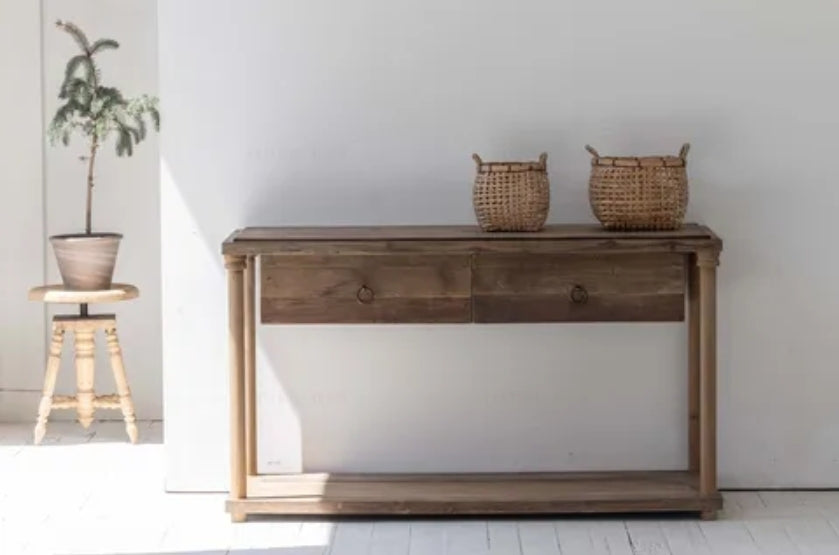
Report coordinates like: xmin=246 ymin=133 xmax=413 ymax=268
xmin=106 ymin=326 xmax=139 ymax=444
xmin=74 ymin=326 xmax=96 ymax=429
xmin=244 ymin=255 xmax=257 ymax=477
xmin=226 ymin=254 xmax=247 ymax=522
xmin=697 ymin=249 xmax=719 ymax=520
xmin=688 ymin=257 xmax=700 ymax=474
xmin=33 ymin=323 xmax=66 ymax=444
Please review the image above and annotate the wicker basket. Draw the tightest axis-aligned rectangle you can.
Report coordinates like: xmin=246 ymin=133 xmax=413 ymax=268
xmin=472 ymin=152 xmax=549 ymax=232
xmin=586 ymin=144 xmax=690 ymax=231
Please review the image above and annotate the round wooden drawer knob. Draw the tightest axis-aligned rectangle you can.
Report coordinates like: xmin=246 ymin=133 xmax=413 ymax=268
xmin=356 ymin=285 xmax=375 ymax=304
xmin=570 ymin=285 xmax=588 ymax=304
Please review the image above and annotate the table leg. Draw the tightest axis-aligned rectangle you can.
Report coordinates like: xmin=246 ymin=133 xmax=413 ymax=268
xmin=74 ymin=326 xmax=96 ymax=429
xmin=688 ymin=256 xmax=700 ymax=472
xmin=698 ymin=250 xmax=719 ymax=505
xmin=106 ymin=326 xmax=139 ymax=444
xmin=226 ymin=254 xmax=247 ymax=522
xmin=34 ymin=324 xmax=65 ymax=444
xmin=245 ymin=255 xmax=257 ymax=476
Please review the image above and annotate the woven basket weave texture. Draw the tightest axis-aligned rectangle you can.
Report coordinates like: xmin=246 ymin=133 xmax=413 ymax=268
xmin=472 ymin=153 xmax=549 ymax=232
xmin=587 ymin=144 xmax=689 ymax=231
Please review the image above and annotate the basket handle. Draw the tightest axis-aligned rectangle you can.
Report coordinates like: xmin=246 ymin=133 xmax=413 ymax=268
xmin=472 ymin=153 xmax=483 ymax=167
xmin=585 ymin=145 xmax=600 ymax=159
xmin=538 ymin=152 xmax=548 ymax=169
xmin=679 ymin=143 xmax=691 ymax=160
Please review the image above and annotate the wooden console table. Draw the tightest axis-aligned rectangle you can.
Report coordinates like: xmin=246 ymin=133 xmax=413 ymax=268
xmin=222 ymin=224 xmax=722 ymax=521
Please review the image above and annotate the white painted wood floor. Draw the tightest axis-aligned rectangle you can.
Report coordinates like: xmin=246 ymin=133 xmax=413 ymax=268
xmin=2 ymin=422 xmax=839 ymax=555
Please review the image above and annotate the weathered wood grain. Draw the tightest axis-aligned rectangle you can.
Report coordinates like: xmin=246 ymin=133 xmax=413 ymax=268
xmin=226 ymin=223 xmax=718 ymax=243
xmin=223 ymin=224 xmax=721 ymax=256
xmin=261 ymin=254 xmax=471 ymax=323
xmin=473 ymin=253 xmax=685 ymax=322
xmin=688 ymin=255 xmax=700 ymax=472
xmin=698 ymin=250 xmax=719 ymax=513
xmin=230 ymin=471 xmax=721 ymax=516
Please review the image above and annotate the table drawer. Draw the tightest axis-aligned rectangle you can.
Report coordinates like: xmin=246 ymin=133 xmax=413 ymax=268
xmin=473 ymin=253 xmax=685 ymax=323
xmin=261 ymin=254 xmax=471 ymax=323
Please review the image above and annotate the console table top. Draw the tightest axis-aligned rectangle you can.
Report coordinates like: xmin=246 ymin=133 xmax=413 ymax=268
xmin=223 ymin=223 xmax=721 ymax=255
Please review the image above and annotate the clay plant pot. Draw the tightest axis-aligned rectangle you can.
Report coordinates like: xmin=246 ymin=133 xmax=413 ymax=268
xmin=49 ymin=233 xmax=122 ymax=290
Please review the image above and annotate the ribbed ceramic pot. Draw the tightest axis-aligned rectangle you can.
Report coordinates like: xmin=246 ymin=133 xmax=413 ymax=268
xmin=50 ymin=233 xmax=122 ymax=290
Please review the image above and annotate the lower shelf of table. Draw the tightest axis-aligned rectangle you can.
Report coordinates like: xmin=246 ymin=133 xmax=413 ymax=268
xmin=227 ymin=471 xmax=722 ymax=518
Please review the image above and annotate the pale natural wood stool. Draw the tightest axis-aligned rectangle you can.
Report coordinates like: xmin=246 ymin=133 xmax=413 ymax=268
xmin=28 ymin=284 xmax=140 ymax=444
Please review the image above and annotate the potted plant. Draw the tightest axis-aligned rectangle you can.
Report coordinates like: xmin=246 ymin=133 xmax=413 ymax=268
xmin=48 ymin=20 xmax=159 ymax=290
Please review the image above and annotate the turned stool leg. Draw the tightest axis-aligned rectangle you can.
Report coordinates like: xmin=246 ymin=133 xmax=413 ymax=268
xmin=74 ymin=327 xmax=96 ymax=429
xmin=33 ymin=324 xmax=65 ymax=444
xmin=105 ymin=327 xmax=138 ymax=443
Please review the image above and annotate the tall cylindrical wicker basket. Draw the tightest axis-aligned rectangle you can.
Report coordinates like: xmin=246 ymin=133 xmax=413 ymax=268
xmin=472 ymin=153 xmax=550 ymax=232
xmin=586 ymin=144 xmax=690 ymax=231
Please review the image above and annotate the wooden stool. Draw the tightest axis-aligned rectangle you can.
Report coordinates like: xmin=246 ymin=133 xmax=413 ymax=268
xmin=28 ymin=284 xmax=140 ymax=444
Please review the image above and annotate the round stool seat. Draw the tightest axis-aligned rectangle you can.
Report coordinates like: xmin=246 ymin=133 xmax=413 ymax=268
xmin=28 ymin=283 xmax=139 ymax=304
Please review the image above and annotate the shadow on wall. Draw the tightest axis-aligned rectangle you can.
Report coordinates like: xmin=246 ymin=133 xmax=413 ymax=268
xmin=257 ymin=323 xmax=689 ymax=474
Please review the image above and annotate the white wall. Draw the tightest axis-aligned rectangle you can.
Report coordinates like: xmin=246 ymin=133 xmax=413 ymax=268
xmin=160 ymin=0 xmax=839 ymax=490
xmin=0 ymin=0 xmax=162 ymax=422
xmin=0 ymin=0 xmax=45 ymax=419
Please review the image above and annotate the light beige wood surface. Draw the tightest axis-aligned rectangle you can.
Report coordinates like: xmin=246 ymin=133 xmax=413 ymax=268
xmin=34 ymin=326 xmax=66 ymax=444
xmin=31 ymin=312 xmax=139 ymax=444
xmin=244 ymin=256 xmax=257 ymax=476
xmin=74 ymin=327 xmax=96 ymax=429
xmin=222 ymin=225 xmax=723 ymax=522
xmin=106 ymin=327 xmax=139 ymax=443
xmin=28 ymin=283 xmax=139 ymax=304
xmin=225 ymin=255 xmax=247 ymax=523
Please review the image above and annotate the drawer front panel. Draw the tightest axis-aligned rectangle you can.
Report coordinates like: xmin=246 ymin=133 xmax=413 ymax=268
xmin=261 ymin=255 xmax=471 ymax=323
xmin=473 ymin=253 xmax=685 ymax=323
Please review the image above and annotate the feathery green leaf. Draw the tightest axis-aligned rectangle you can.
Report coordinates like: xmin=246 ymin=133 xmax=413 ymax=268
xmin=90 ymin=38 xmax=119 ymax=54
xmin=56 ymin=20 xmax=91 ymax=53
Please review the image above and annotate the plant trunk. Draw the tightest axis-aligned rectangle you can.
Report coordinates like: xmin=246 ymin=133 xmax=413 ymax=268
xmin=85 ymin=136 xmax=98 ymax=234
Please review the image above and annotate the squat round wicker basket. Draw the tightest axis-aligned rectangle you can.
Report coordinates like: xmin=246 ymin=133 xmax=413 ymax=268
xmin=472 ymin=152 xmax=549 ymax=232
xmin=586 ymin=144 xmax=690 ymax=231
